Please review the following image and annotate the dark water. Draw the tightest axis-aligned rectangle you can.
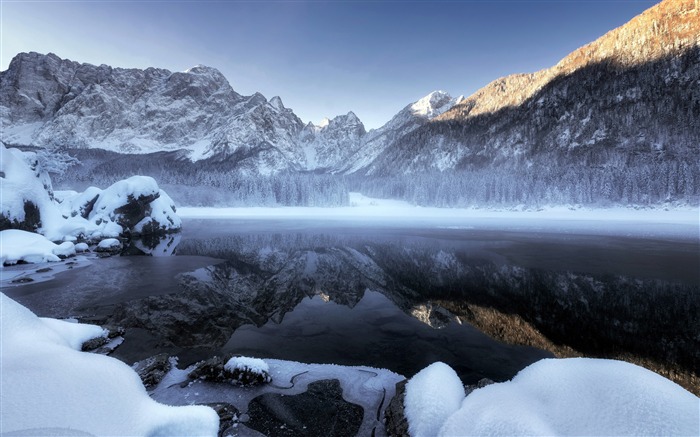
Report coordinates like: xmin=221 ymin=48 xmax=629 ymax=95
xmin=4 ymin=218 xmax=699 ymax=384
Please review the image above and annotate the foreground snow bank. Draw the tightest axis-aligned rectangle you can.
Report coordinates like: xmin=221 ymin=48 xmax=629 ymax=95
xmin=0 ymin=293 xmax=218 ymax=436
xmin=404 ymin=358 xmax=699 ymax=436
xmin=0 ymin=229 xmax=75 ymax=265
xmin=404 ymin=362 xmax=465 ymax=437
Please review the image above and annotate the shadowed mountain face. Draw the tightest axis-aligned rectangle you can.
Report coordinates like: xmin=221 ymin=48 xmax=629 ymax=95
xmin=363 ymin=0 xmax=700 ymax=175
xmin=364 ymin=48 xmax=700 ymax=176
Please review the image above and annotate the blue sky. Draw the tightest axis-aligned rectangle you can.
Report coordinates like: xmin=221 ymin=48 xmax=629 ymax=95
xmin=2 ymin=0 xmax=656 ymax=129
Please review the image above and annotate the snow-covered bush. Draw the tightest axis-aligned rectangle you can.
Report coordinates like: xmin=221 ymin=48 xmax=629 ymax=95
xmin=0 ymin=292 xmax=219 ymax=436
xmin=224 ymin=356 xmax=272 ymax=385
xmin=404 ymin=359 xmax=699 ymax=436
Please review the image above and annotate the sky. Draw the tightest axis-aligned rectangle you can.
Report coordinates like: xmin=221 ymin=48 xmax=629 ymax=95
xmin=1 ymin=0 xmax=657 ymax=129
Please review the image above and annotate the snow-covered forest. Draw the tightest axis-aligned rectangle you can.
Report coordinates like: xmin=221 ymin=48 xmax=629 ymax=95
xmin=53 ymin=147 xmax=699 ymax=207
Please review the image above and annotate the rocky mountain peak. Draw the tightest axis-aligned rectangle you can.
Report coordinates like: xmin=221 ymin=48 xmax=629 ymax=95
xmin=269 ymin=96 xmax=285 ymax=111
xmin=410 ymin=90 xmax=455 ymax=117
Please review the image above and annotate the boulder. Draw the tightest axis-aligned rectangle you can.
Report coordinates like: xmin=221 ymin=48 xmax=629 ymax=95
xmin=384 ymin=379 xmax=410 ymax=437
xmin=95 ymin=238 xmax=122 ymax=254
xmin=187 ymin=356 xmax=228 ymax=382
xmin=201 ymin=402 xmax=240 ymax=437
xmin=224 ymin=356 xmax=271 ymax=386
xmin=133 ymin=353 xmax=173 ymax=389
xmin=384 ymin=377 xmax=497 ymax=437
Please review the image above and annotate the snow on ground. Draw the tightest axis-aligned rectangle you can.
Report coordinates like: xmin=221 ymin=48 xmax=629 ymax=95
xmin=152 ymin=357 xmax=404 ymax=437
xmin=0 ymin=229 xmax=75 ymax=265
xmin=404 ymin=362 xmax=465 ymax=437
xmin=402 ymin=358 xmax=698 ymax=437
xmin=177 ymin=193 xmax=699 ymax=239
xmin=0 ymin=293 xmax=219 ymax=436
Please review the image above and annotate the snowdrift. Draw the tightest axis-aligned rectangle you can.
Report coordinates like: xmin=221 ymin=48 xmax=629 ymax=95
xmin=0 ymin=292 xmax=219 ymax=436
xmin=404 ymin=359 xmax=699 ymax=436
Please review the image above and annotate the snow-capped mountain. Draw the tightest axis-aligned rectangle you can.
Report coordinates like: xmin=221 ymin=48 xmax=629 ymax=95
xmin=298 ymin=112 xmax=366 ymax=172
xmin=342 ymin=91 xmax=463 ymax=173
xmin=0 ymin=51 xmax=462 ymax=175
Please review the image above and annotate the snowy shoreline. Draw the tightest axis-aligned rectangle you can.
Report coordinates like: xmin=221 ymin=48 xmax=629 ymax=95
xmin=179 ymin=193 xmax=698 ymax=223
xmin=178 ymin=195 xmax=699 ymax=240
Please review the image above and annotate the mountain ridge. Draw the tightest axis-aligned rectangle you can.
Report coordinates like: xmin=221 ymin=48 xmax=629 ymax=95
xmin=0 ymin=51 xmax=460 ymax=174
xmin=1 ymin=0 xmax=698 ymax=206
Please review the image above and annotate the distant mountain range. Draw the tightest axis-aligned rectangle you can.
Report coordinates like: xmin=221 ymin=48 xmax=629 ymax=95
xmin=0 ymin=50 xmax=462 ymax=175
xmin=1 ymin=0 xmax=698 ymax=206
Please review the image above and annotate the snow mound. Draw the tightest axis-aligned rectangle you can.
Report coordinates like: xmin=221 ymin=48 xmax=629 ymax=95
xmin=437 ymin=358 xmax=699 ymax=436
xmin=225 ymin=356 xmax=270 ymax=375
xmin=0 ymin=293 xmax=219 ymax=436
xmin=405 ymin=362 xmax=465 ymax=437
xmin=0 ymin=229 xmax=75 ymax=265
xmin=0 ymin=144 xmax=63 ymax=234
xmin=97 ymin=238 xmax=121 ymax=249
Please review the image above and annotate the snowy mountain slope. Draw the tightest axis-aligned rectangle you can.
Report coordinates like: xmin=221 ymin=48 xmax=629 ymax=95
xmin=363 ymin=0 xmax=700 ymax=175
xmin=342 ymin=91 xmax=463 ymax=173
xmin=298 ymin=112 xmax=366 ymax=171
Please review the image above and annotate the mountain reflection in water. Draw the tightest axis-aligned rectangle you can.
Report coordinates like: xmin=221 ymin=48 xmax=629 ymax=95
xmin=6 ymin=219 xmax=698 ymax=387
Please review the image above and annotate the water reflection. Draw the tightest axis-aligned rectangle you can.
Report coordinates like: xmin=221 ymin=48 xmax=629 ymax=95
xmin=120 ymin=226 xmax=698 ymax=382
xmin=7 ymin=222 xmax=698 ymax=385
xmin=123 ymin=234 xmax=182 ymax=256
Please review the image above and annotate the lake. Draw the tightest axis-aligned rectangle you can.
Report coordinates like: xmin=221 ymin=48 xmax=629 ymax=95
xmin=4 ymin=217 xmax=699 ymax=387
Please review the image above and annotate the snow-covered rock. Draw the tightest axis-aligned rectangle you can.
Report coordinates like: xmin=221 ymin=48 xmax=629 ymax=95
xmin=0 ymin=292 xmax=219 ymax=436
xmin=0 ymin=143 xmax=63 ymax=235
xmin=404 ymin=362 xmax=465 ymax=437
xmin=96 ymin=238 xmax=122 ymax=252
xmin=74 ymin=242 xmax=89 ymax=252
xmin=0 ymin=229 xmax=76 ymax=265
xmin=188 ymin=355 xmax=272 ymax=386
xmin=403 ymin=358 xmax=699 ymax=436
xmin=87 ymin=177 xmax=181 ymax=236
xmin=1 ymin=144 xmax=181 ymax=244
